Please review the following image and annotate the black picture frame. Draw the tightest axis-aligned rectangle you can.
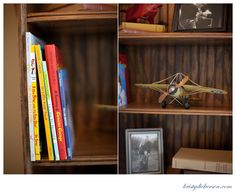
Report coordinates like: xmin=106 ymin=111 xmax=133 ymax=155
xmin=125 ymin=128 xmax=164 ymax=174
xmin=172 ymin=4 xmax=227 ymax=32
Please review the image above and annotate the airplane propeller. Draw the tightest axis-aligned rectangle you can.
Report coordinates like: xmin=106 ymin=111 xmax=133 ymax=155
xmin=176 ymin=75 xmax=189 ymax=88
xmin=158 ymin=75 xmax=189 ymax=103
xmin=158 ymin=92 xmax=169 ymax=103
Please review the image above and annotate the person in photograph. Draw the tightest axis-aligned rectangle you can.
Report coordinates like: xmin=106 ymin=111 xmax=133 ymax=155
xmin=178 ymin=4 xmax=216 ymax=30
xmin=138 ymin=136 xmax=152 ymax=171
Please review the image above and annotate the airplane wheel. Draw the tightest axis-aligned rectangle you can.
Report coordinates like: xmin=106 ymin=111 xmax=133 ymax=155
xmin=161 ymin=101 xmax=167 ymax=108
xmin=184 ymin=102 xmax=190 ymax=109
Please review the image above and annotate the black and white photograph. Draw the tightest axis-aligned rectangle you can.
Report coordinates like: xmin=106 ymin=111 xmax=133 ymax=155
xmin=126 ymin=128 xmax=164 ymax=174
xmin=173 ymin=4 xmax=227 ymax=31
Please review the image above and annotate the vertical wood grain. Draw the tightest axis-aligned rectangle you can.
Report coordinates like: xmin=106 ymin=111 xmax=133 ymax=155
xmin=223 ymin=44 xmax=232 ymax=105
xmin=119 ymin=114 xmax=232 ymax=170
xmin=18 ymin=4 xmax=32 ymax=173
xmin=168 ymin=4 xmax=175 ymax=32
xmin=215 ymin=46 xmax=224 ymax=105
xmin=125 ymin=43 xmax=231 ymax=107
xmin=189 ymin=116 xmax=198 ymax=148
xmin=206 ymin=45 xmax=215 ymax=104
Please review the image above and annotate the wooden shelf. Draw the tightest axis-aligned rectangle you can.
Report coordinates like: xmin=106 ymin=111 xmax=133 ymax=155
xmin=119 ymin=32 xmax=232 ymax=45
xmin=27 ymin=11 xmax=117 ymax=22
xmin=32 ymin=155 xmax=117 ymax=166
xmin=31 ymin=129 xmax=117 ymax=166
xmin=26 ymin=11 xmax=117 ymax=34
xmin=19 ymin=4 xmax=117 ymax=173
xmin=119 ymin=102 xmax=232 ymax=116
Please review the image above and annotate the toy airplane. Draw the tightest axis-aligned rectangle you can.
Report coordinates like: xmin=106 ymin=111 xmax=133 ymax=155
xmin=135 ymin=72 xmax=227 ymax=109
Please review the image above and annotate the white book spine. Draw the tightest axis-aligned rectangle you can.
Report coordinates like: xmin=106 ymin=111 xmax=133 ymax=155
xmin=42 ymin=61 xmax=60 ymax=160
xmin=26 ymin=33 xmax=35 ymax=161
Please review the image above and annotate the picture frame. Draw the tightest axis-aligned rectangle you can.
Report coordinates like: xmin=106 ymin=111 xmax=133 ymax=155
xmin=172 ymin=4 xmax=227 ymax=32
xmin=126 ymin=128 xmax=164 ymax=174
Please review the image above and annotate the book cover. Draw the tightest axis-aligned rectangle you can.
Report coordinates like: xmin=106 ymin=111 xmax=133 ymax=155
xmin=35 ymin=44 xmax=54 ymax=161
xmin=30 ymin=46 xmax=40 ymax=160
xmin=25 ymin=32 xmax=45 ymax=161
xmin=121 ymin=22 xmax=166 ymax=32
xmin=42 ymin=61 xmax=60 ymax=160
xmin=58 ymin=69 xmax=74 ymax=160
xmin=45 ymin=44 xmax=67 ymax=160
xmin=172 ymin=147 xmax=232 ymax=173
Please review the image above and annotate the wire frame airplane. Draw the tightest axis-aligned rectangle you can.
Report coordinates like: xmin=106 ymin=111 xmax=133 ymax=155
xmin=135 ymin=72 xmax=227 ymax=109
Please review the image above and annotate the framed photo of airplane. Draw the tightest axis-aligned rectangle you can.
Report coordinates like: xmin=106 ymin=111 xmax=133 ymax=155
xmin=125 ymin=128 xmax=164 ymax=174
xmin=172 ymin=4 xmax=227 ymax=32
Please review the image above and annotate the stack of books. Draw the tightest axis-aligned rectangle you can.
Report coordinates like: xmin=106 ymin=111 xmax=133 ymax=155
xmin=26 ymin=32 xmax=74 ymax=161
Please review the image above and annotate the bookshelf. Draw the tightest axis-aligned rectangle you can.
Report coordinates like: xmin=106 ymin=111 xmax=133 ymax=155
xmin=118 ymin=4 xmax=232 ymax=173
xmin=18 ymin=4 xmax=117 ymax=173
xmin=120 ymin=103 xmax=232 ymax=116
xmin=119 ymin=32 xmax=232 ymax=45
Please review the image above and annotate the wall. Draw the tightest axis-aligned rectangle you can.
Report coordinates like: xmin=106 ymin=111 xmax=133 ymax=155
xmin=4 ymin=4 xmax=24 ymax=174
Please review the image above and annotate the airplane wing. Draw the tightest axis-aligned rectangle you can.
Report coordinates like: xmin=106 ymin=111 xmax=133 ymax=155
xmin=183 ymin=85 xmax=227 ymax=94
xmin=135 ymin=83 xmax=168 ymax=93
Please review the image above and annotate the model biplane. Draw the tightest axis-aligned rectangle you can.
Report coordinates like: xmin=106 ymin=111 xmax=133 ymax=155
xmin=135 ymin=72 xmax=227 ymax=109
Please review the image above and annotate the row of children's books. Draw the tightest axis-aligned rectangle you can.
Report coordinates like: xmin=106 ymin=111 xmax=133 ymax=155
xmin=26 ymin=32 xmax=74 ymax=161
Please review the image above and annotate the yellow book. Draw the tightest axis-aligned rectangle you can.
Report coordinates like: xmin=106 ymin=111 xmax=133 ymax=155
xmin=30 ymin=45 xmax=40 ymax=160
xmin=35 ymin=45 xmax=54 ymax=160
xmin=121 ymin=22 xmax=166 ymax=32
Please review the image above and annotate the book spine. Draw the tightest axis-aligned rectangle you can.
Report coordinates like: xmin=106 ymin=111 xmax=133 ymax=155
xmin=45 ymin=45 xmax=67 ymax=160
xmin=122 ymin=22 xmax=166 ymax=32
xmin=172 ymin=158 xmax=232 ymax=173
xmin=58 ymin=69 xmax=73 ymax=160
xmin=30 ymin=46 xmax=40 ymax=160
xmin=118 ymin=63 xmax=127 ymax=106
xmin=26 ymin=33 xmax=35 ymax=161
xmin=35 ymin=45 xmax=54 ymax=160
xmin=42 ymin=61 xmax=60 ymax=161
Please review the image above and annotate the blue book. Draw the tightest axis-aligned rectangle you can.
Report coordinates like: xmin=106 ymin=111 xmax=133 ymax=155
xmin=118 ymin=63 xmax=127 ymax=106
xmin=58 ymin=69 xmax=74 ymax=160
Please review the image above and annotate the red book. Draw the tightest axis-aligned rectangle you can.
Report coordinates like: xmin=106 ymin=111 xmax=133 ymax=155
xmin=45 ymin=44 xmax=67 ymax=160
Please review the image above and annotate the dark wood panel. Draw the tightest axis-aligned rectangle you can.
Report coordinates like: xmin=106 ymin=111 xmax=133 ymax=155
xmin=123 ymin=44 xmax=232 ymax=108
xmin=119 ymin=113 xmax=232 ymax=173
xmin=51 ymin=32 xmax=118 ymax=157
xmin=18 ymin=4 xmax=32 ymax=173
xmin=31 ymin=164 xmax=117 ymax=174
xmin=22 ymin=4 xmax=117 ymax=173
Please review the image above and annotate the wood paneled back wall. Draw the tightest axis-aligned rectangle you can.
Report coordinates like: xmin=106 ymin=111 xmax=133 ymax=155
xmin=43 ymin=30 xmax=117 ymax=134
xmin=119 ymin=43 xmax=232 ymax=173
xmin=118 ymin=3 xmax=232 ymax=173
xmin=125 ymin=44 xmax=232 ymax=106
xmin=119 ymin=114 xmax=232 ymax=173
